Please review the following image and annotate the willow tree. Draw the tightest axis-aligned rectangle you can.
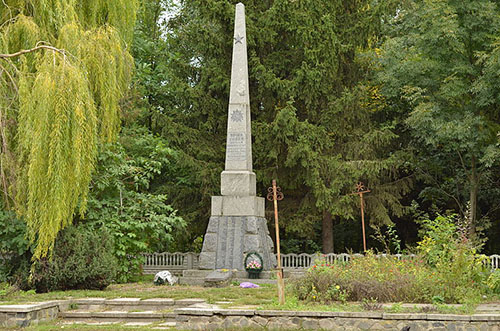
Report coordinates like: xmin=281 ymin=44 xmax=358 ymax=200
xmin=0 ymin=0 xmax=138 ymax=259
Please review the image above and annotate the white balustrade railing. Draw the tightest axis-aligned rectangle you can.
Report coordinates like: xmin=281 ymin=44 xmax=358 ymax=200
xmin=141 ymin=252 xmax=199 ymax=271
xmin=141 ymin=252 xmax=500 ymax=271
xmin=489 ymin=255 xmax=500 ymax=270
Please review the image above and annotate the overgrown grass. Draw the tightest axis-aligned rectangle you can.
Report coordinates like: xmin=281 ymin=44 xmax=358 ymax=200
xmin=290 ymin=252 xmax=488 ymax=305
xmin=0 ymin=277 xmax=276 ymax=306
xmin=0 ymin=278 xmax=484 ymax=317
xmin=290 ymin=216 xmax=495 ymax=305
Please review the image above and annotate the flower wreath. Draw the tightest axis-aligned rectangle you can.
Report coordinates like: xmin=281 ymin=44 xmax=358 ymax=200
xmin=244 ymin=251 xmax=263 ymax=271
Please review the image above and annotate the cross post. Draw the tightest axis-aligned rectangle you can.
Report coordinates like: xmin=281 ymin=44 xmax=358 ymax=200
xmin=267 ymin=180 xmax=285 ymax=305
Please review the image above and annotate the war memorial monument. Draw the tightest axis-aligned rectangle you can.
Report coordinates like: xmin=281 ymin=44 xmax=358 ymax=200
xmin=198 ymin=3 xmax=276 ymax=272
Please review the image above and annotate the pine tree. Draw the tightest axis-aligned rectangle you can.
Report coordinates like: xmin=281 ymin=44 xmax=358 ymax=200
xmin=153 ymin=0 xmax=408 ymax=252
xmin=0 ymin=0 xmax=138 ymax=259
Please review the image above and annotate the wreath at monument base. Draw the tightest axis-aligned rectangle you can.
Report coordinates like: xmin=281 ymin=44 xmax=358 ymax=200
xmin=244 ymin=252 xmax=263 ymax=279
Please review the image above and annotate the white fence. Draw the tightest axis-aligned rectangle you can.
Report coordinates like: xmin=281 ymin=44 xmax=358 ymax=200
xmin=142 ymin=252 xmax=199 ymax=274
xmin=142 ymin=252 xmax=500 ymax=272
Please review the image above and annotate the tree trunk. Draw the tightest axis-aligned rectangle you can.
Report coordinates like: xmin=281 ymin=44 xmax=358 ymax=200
xmin=322 ymin=210 xmax=334 ymax=253
xmin=469 ymin=156 xmax=479 ymax=238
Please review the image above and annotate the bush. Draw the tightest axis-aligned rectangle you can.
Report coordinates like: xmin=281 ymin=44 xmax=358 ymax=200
xmin=31 ymin=225 xmax=118 ymax=292
xmin=417 ymin=215 xmax=487 ymax=303
xmin=83 ymin=129 xmax=186 ymax=282
xmin=487 ymin=270 xmax=500 ymax=294
xmin=292 ymin=215 xmax=489 ymax=304
xmin=0 ymin=209 xmax=31 ymax=288
xmin=292 ymin=253 xmax=434 ymax=303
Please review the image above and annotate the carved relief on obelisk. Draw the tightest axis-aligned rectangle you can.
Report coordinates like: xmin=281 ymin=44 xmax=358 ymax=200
xmin=198 ymin=3 xmax=276 ymax=271
xmin=221 ymin=2 xmax=255 ymax=196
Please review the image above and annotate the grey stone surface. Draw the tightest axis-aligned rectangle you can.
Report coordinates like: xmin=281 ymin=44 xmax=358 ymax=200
xmin=197 ymin=252 xmax=215 ymax=270
xmin=221 ymin=171 xmax=256 ymax=196
xmin=218 ymin=309 xmax=254 ymax=316
xmin=223 ymin=3 xmax=252 ymax=173
xmin=472 ymin=314 xmax=500 ymax=321
xmin=171 ymin=306 xmax=500 ymax=330
xmin=142 ymin=299 xmax=175 ymax=306
xmin=246 ymin=216 xmax=258 ymax=234
xmin=206 ymin=216 xmax=219 ymax=233
xmin=429 ymin=314 xmax=471 ymax=321
xmin=204 ymin=270 xmax=233 ymax=287
xmin=244 ymin=234 xmax=259 ymax=251
xmin=199 ymin=3 xmax=274 ymax=272
xmin=175 ymin=299 xmax=206 ymax=306
xmin=201 ymin=233 xmax=217 ymax=251
xmin=175 ymin=308 xmax=215 ymax=316
xmin=200 ymin=216 xmax=275 ymax=270
xmin=107 ymin=298 xmax=141 ymax=305
xmin=210 ymin=196 xmax=264 ymax=217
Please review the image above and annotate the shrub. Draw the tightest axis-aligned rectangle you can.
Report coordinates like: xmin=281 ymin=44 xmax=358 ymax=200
xmin=83 ymin=129 xmax=186 ymax=282
xmin=293 ymin=215 xmax=489 ymax=304
xmin=31 ymin=225 xmax=118 ymax=292
xmin=0 ymin=209 xmax=31 ymax=288
xmin=487 ymin=270 xmax=500 ymax=294
xmin=292 ymin=253 xmax=434 ymax=303
xmin=417 ymin=215 xmax=487 ymax=303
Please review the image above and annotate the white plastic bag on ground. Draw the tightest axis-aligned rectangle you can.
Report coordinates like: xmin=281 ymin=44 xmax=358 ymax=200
xmin=154 ymin=271 xmax=178 ymax=285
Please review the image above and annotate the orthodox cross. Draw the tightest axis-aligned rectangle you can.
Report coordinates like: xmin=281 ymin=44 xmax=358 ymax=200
xmin=350 ymin=182 xmax=371 ymax=252
xmin=267 ymin=180 xmax=285 ymax=305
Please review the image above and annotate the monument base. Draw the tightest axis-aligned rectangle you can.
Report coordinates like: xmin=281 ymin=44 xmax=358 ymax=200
xmin=199 ymin=215 xmax=276 ymax=270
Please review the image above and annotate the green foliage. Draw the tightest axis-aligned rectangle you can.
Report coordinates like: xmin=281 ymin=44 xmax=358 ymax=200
xmin=137 ymin=0 xmax=409 ymax=252
xmin=372 ymin=224 xmax=402 ymax=254
xmin=293 ymin=237 xmax=489 ymax=304
xmin=0 ymin=208 xmax=30 ymax=283
xmin=377 ymin=0 xmax=500 ymax=232
xmin=0 ymin=0 xmax=138 ymax=260
xmin=487 ymin=270 xmax=500 ymax=294
xmin=292 ymin=253 xmax=434 ymax=303
xmin=83 ymin=127 xmax=186 ymax=282
xmin=30 ymin=224 xmax=118 ymax=292
xmin=416 ymin=215 xmax=487 ymax=303
xmin=0 ymin=209 xmax=28 ymax=258
xmin=16 ymin=50 xmax=98 ymax=261
xmin=416 ymin=215 xmax=461 ymax=267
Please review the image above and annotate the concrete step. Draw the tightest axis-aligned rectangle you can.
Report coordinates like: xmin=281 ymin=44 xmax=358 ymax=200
xmin=60 ymin=310 xmax=176 ymax=323
xmin=182 ymin=269 xmax=305 ymax=279
xmin=234 ymin=278 xmax=277 ymax=284
xmin=72 ymin=297 xmax=204 ymax=311
xmin=143 ymin=268 xmax=184 ymax=276
xmin=180 ymin=270 xmax=304 ymax=286
xmin=182 ymin=270 xmax=212 ymax=278
xmin=61 ymin=320 xmax=177 ymax=329
xmin=178 ymin=277 xmax=206 ymax=286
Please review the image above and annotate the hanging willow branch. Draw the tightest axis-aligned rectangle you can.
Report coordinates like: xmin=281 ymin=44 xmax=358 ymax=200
xmin=0 ymin=0 xmax=139 ymax=260
xmin=0 ymin=45 xmax=66 ymax=59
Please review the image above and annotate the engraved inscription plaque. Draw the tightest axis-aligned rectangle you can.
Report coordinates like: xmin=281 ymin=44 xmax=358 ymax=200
xmin=227 ymin=132 xmax=246 ymax=161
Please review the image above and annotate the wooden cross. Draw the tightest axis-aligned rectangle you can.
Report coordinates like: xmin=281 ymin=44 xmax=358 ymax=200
xmin=350 ymin=182 xmax=371 ymax=252
xmin=267 ymin=180 xmax=285 ymax=305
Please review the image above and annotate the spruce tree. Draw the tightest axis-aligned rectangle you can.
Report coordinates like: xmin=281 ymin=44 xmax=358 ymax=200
xmin=155 ymin=0 xmax=408 ymax=252
xmin=0 ymin=0 xmax=138 ymax=259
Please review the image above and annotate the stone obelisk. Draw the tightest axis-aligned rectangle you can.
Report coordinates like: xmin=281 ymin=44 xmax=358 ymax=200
xmin=199 ymin=3 xmax=275 ymax=271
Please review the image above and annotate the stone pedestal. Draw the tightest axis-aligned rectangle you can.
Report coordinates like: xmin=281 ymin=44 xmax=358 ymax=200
xmin=199 ymin=216 xmax=275 ymax=270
